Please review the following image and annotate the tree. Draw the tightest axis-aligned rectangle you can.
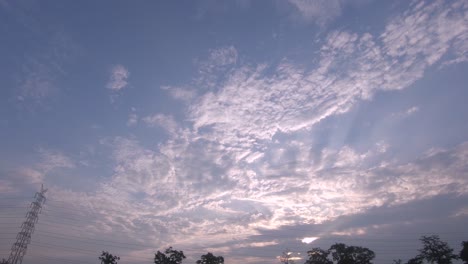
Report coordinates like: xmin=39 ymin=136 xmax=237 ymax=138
xmin=329 ymin=243 xmax=375 ymax=264
xmin=460 ymin=241 xmax=468 ymax=264
xmin=278 ymin=249 xmax=297 ymax=264
xmin=418 ymin=235 xmax=458 ymax=264
xmin=154 ymin=247 xmax=186 ymax=264
xmin=406 ymin=257 xmax=423 ymax=264
xmin=305 ymin=248 xmax=333 ymax=264
xmin=196 ymin=252 xmax=224 ymax=264
xmin=99 ymin=251 xmax=120 ymax=264
xmin=0 ymin=259 xmax=9 ymax=264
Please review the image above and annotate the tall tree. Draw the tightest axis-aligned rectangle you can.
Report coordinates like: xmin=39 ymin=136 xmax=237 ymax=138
xmin=196 ymin=252 xmax=224 ymax=264
xmin=154 ymin=247 xmax=186 ymax=264
xmin=418 ymin=235 xmax=458 ymax=264
xmin=99 ymin=251 xmax=120 ymax=264
xmin=305 ymin=248 xmax=333 ymax=264
xmin=329 ymin=243 xmax=375 ymax=264
xmin=460 ymin=241 xmax=468 ymax=264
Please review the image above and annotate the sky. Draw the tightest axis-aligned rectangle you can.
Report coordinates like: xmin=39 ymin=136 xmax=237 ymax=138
xmin=0 ymin=0 xmax=467 ymax=263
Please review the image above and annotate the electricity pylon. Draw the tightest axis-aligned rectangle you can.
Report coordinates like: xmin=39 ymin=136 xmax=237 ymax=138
xmin=7 ymin=185 xmax=47 ymax=264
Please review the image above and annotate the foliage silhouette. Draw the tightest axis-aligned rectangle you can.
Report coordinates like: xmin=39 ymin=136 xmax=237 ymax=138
xmin=305 ymin=248 xmax=333 ymax=264
xmin=418 ymin=235 xmax=458 ymax=264
xmin=196 ymin=252 xmax=224 ymax=264
xmin=329 ymin=243 xmax=375 ymax=264
xmin=406 ymin=256 xmax=423 ymax=264
xmin=99 ymin=251 xmax=120 ymax=264
xmin=304 ymin=243 xmax=374 ymax=264
xmin=460 ymin=241 xmax=468 ymax=264
xmin=154 ymin=247 xmax=186 ymax=264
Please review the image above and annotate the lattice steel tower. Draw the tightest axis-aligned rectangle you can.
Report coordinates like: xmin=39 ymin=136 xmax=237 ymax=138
xmin=8 ymin=185 xmax=47 ymax=264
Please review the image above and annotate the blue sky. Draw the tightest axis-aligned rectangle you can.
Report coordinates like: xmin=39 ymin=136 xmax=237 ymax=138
xmin=1 ymin=0 xmax=467 ymax=263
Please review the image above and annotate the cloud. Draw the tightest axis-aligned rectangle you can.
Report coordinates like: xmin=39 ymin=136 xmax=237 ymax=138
xmin=161 ymin=86 xmax=197 ymax=102
xmin=142 ymin=113 xmax=179 ymax=134
xmin=288 ymin=0 xmax=342 ymax=25
xmin=17 ymin=60 xmax=58 ymax=103
xmin=0 ymin=148 xmax=75 ymax=195
xmin=15 ymin=32 xmax=78 ymax=106
xmin=391 ymin=106 xmax=420 ymax=119
xmin=38 ymin=148 xmax=75 ymax=171
xmin=107 ymin=64 xmax=130 ymax=91
xmin=381 ymin=0 xmax=467 ymax=67
xmin=8 ymin=2 xmax=467 ymax=263
xmin=127 ymin=113 xmax=138 ymax=126
xmin=207 ymin=46 xmax=238 ymax=66
xmin=194 ymin=46 xmax=239 ymax=89
xmin=188 ymin=0 xmax=466 ymax=157
xmin=33 ymin=136 xmax=468 ymax=264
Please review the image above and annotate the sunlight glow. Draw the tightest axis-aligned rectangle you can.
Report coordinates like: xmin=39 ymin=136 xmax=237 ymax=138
xmin=301 ymin=237 xmax=319 ymax=244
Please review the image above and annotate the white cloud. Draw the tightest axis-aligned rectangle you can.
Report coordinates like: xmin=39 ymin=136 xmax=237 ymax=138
xmin=0 ymin=148 xmax=75 ymax=194
xmin=194 ymin=46 xmax=239 ymax=89
xmin=41 ymin=137 xmax=468 ymax=263
xmin=392 ymin=106 xmax=420 ymax=119
xmin=188 ymin=0 xmax=466 ymax=159
xmin=207 ymin=46 xmax=238 ymax=66
xmin=381 ymin=0 xmax=467 ymax=67
xmin=44 ymin=2 xmax=466 ymax=252
xmin=142 ymin=113 xmax=178 ymax=134
xmin=406 ymin=106 xmax=419 ymax=115
xmin=17 ymin=2 xmax=468 ymax=262
xmin=38 ymin=148 xmax=75 ymax=171
xmin=161 ymin=85 xmax=196 ymax=101
xmin=127 ymin=113 xmax=138 ymax=126
xmin=288 ymin=0 xmax=342 ymax=25
xmin=107 ymin=64 xmax=130 ymax=91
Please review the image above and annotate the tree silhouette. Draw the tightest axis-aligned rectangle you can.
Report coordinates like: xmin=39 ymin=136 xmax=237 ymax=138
xmin=196 ymin=252 xmax=224 ymax=264
xmin=329 ymin=243 xmax=375 ymax=264
xmin=460 ymin=241 xmax=468 ymax=264
xmin=99 ymin=251 xmax=120 ymax=264
xmin=305 ymin=248 xmax=333 ymax=264
xmin=154 ymin=247 xmax=186 ymax=264
xmin=279 ymin=249 xmax=297 ymax=264
xmin=0 ymin=259 xmax=8 ymax=264
xmin=406 ymin=256 xmax=423 ymax=264
xmin=418 ymin=235 xmax=458 ymax=264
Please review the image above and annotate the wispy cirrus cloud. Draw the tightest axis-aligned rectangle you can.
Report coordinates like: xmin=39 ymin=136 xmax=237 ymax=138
xmin=107 ymin=64 xmax=130 ymax=91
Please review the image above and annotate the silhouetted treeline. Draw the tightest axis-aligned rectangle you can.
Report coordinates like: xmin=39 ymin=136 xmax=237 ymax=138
xmin=95 ymin=235 xmax=466 ymax=264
